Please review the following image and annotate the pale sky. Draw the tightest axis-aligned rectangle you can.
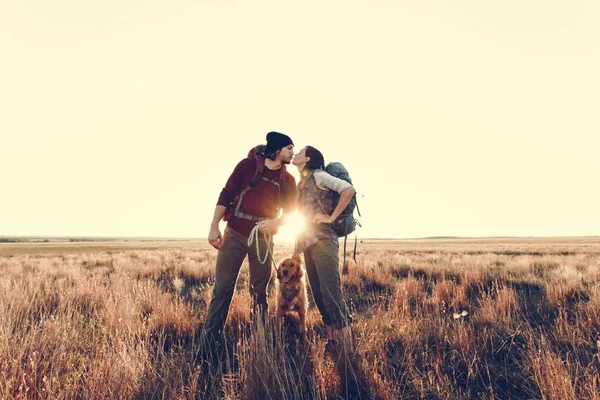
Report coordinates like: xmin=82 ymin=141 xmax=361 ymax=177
xmin=1 ymin=1 xmax=599 ymax=240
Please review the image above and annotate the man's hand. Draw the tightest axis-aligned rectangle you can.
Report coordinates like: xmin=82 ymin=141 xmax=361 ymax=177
xmin=313 ymin=213 xmax=334 ymax=224
xmin=257 ymin=219 xmax=280 ymax=235
xmin=208 ymin=225 xmax=223 ymax=249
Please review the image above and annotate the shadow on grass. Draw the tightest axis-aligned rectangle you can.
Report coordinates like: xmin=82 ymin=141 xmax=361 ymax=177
xmin=385 ymin=324 xmax=539 ymax=399
xmin=391 ymin=265 xmax=462 ymax=284
xmin=507 ymin=281 xmax=559 ymax=329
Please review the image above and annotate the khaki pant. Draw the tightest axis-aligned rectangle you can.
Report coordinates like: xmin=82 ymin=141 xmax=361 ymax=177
xmin=304 ymin=239 xmax=352 ymax=329
xmin=202 ymin=226 xmax=273 ymax=342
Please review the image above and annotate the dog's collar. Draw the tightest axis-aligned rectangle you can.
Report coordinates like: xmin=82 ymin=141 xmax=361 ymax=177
xmin=281 ymin=286 xmax=300 ymax=302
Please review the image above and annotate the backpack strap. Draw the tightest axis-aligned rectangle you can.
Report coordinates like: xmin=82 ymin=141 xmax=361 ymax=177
xmin=248 ymin=156 xmax=265 ymax=188
xmin=261 ymin=176 xmax=281 ymax=187
xmin=342 ymin=227 xmax=360 ymax=267
xmin=279 ymin=164 xmax=287 ymax=186
xmin=279 ymin=165 xmax=289 ymax=213
xmin=231 ymin=158 xmax=285 ymax=221
xmin=353 ymin=233 xmax=358 ymax=262
xmin=250 ymin=155 xmax=287 ymax=189
xmin=233 ymin=185 xmax=253 ymax=219
xmin=233 ymin=211 xmax=269 ymax=222
xmin=343 ymin=235 xmax=347 ymax=270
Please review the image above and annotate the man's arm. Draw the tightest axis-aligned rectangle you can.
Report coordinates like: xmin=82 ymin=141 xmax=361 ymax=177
xmin=208 ymin=205 xmax=227 ymax=249
xmin=210 ymin=159 xmax=248 ymax=249
xmin=217 ymin=159 xmax=248 ymax=207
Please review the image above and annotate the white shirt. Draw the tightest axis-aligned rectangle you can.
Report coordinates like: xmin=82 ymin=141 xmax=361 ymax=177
xmin=313 ymin=170 xmax=352 ymax=194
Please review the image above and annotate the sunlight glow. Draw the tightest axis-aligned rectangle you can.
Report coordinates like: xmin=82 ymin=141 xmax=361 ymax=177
xmin=275 ymin=210 xmax=306 ymax=244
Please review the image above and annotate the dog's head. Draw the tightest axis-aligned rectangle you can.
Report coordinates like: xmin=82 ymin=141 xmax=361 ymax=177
xmin=277 ymin=257 xmax=303 ymax=286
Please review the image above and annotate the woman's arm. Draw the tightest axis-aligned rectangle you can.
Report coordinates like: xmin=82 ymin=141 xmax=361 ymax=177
xmin=313 ymin=185 xmax=356 ymax=224
xmin=312 ymin=170 xmax=355 ymax=224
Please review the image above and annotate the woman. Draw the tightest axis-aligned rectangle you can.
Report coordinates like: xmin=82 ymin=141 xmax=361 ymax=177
xmin=292 ymin=145 xmax=356 ymax=350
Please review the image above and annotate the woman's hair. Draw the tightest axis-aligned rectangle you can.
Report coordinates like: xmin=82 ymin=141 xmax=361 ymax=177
xmin=305 ymin=146 xmax=325 ymax=171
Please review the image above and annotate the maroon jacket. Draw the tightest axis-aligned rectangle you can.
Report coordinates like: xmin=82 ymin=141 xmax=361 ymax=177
xmin=217 ymin=158 xmax=296 ymax=237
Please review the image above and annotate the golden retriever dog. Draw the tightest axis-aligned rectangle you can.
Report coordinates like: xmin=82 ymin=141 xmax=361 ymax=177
xmin=276 ymin=255 xmax=308 ymax=337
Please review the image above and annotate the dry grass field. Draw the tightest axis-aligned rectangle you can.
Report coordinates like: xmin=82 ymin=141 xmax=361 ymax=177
xmin=1 ymin=237 xmax=599 ymax=399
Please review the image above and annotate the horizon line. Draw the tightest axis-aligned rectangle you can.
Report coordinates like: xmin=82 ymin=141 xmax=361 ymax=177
xmin=2 ymin=234 xmax=599 ymax=241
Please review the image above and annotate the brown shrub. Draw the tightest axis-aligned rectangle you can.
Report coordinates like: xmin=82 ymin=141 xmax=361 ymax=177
xmin=1 ymin=239 xmax=599 ymax=399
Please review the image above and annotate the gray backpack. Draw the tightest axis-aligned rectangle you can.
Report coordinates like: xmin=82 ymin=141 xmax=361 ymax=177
xmin=308 ymin=162 xmax=362 ymax=263
xmin=321 ymin=162 xmax=360 ymax=237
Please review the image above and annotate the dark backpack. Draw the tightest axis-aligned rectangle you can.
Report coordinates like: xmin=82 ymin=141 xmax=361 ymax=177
xmin=306 ymin=162 xmax=361 ymax=237
xmin=324 ymin=162 xmax=361 ymax=237
xmin=223 ymin=145 xmax=288 ymax=222
xmin=307 ymin=162 xmax=362 ymax=265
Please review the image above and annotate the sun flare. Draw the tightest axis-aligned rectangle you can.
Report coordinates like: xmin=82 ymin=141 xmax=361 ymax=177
xmin=275 ymin=210 xmax=306 ymax=244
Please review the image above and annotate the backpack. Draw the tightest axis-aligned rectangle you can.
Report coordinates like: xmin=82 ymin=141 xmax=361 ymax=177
xmin=307 ymin=162 xmax=362 ymax=264
xmin=323 ymin=162 xmax=361 ymax=237
xmin=223 ymin=145 xmax=288 ymax=222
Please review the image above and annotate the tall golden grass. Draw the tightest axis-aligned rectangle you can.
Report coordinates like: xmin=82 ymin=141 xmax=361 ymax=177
xmin=0 ymin=238 xmax=599 ymax=399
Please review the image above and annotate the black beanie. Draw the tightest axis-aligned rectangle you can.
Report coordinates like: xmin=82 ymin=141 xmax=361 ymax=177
xmin=265 ymin=131 xmax=294 ymax=154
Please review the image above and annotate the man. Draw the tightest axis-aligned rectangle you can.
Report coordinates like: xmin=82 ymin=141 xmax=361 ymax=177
xmin=202 ymin=131 xmax=296 ymax=356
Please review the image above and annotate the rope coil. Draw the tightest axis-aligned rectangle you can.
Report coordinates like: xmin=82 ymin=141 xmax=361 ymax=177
xmin=247 ymin=225 xmax=273 ymax=265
